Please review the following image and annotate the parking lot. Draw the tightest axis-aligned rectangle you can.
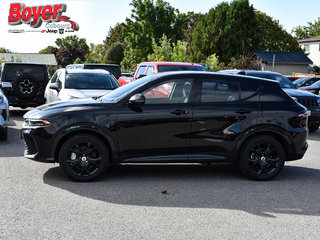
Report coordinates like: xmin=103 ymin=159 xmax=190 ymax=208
xmin=1 ymin=109 xmax=320 ymax=240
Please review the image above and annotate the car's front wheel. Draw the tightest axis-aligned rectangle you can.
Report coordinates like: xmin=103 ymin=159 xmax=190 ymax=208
xmin=59 ymin=134 xmax=110 ymax=181
xmin=239 ymin=135 xmax=285 ymax=181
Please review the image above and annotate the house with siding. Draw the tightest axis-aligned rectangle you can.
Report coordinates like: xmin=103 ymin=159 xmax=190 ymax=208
xmin=255 ymin=51 xmax=312 ymax=75
xmin=298 ymin=36 xmax=320 ymax=66
xmin=0 ymin=53 xmax=57 ymax=65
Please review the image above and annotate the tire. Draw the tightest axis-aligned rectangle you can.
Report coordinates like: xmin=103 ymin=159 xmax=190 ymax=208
xmin=13 ymin=75 xmax=39 ymax=99
xmin=0 ymin=127 xmax=8 ymax=141
xmin=308 ymin=122 xmax=319 ymax=133
xmin=239 ymin=135 xmax=285 ymax=181
xmin=59 ymin=134 xmax=110 ymax=181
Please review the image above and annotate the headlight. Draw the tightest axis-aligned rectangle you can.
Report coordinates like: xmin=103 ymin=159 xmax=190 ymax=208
xmin=23 ymin=119 xmax=51 ymax=128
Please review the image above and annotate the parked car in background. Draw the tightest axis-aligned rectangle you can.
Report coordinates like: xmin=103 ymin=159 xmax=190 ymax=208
xmin=220 ymin=70 xmax=320 ymax=133
xmin=0 ymin=63 xmax=48 ymax=109
xmin=299 ymin=80 xmax=320 ymax=95
xmin=23 ymin=71 xmax=308 ymax=181
xmin=0 ymin=82 xmax=11 ymax=141
xmin=293 ymin=77 xmax=320 ymax=88
xmin=45 ymin=69 xmax=120 ymax=103
xmin=66 ymin=64 xmax=122 ymax=79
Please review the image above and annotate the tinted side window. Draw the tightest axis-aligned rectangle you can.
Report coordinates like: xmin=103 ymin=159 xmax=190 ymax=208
xmin=201 ymin=79 xmax=239 ymax=103
xmin=240 ymin=82 xmax=259 ymax=99
xmin=142 ymin=78 xmax=193 ymax=104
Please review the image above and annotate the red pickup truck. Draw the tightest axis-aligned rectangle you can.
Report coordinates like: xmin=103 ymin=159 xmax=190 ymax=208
xmin=118 ymin=61 xmax=206 ymax=86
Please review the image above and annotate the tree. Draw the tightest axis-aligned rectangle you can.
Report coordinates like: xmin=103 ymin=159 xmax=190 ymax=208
xmin=205 ymin=54 xmax=224 ymax=72
xmin=256 ymin=12 xmax=301 ymax=52
xmin=0 ymin=48 xmax=12 ymax=53
xmin=293 ymin=18 xmax=320 ymax=39
xmin=55 ymin=35 xmax=89 ymax=56
xmin=55 ymin=46 xmax=85 ymax=67
xmin=39 ymin=46 xmax=58 ymax=55
xmin=121 ymin=0 xmax=191 ymax=70
xmin=172 ymin=40 xmax=188 ymax=62
xmin=148 ymin=35 xmax=172 ymax=61
xmin=104 ymin=42 xmax=124 ymax=64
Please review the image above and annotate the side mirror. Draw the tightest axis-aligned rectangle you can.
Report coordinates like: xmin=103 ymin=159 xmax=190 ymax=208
xmin=129 ymin=94 xmax=145 ymax=105
xmin=49 ymin=83 xmax=60 ymax=91
xmin=0 ymin=82 xmax=12 ymax=88
xmin=130 ymin=72 xmax=135 ymax=77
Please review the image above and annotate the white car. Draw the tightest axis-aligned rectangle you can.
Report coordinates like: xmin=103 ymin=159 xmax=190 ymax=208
xmin=45 ymin=69 xmax=120 ymax=103
xmin=0 ymin=82 xmax=11 ymax=141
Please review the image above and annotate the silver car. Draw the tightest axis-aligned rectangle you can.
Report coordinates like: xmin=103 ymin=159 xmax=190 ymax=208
xmin=45 ymin=69 xmax=120 ymax=103
xmin=0 ymin=82 xmax=11 ymax=141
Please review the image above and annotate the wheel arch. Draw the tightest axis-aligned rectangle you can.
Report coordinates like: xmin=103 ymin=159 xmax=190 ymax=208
xmin=235 ymin=129 xmax=291 ymax=163
xmin=53 ymin=128 xmax=117 ymax=163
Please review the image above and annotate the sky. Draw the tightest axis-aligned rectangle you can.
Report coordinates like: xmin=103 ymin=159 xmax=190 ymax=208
xmin=0 ymin=0 xmax=319 ymax=53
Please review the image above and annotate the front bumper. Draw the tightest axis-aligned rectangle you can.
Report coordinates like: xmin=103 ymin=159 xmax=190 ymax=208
xmin=22 ymin=127 xmax=55 ymax=163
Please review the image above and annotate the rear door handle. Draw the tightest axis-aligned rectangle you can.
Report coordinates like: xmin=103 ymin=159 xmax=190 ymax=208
xmin=170 ymin=110 xmax=189 ymax=115
xmin=235 ymin=109 xmax=251 ymax=114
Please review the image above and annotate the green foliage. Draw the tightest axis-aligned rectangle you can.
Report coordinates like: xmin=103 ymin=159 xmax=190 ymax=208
xmin=172 ymin=41 xmax=188 ymax=62
xmin=55 ymin=35 xmax=89 ymax=55
xmin=0 ymin=48 xmax=12 ymax=53
xmin=73 ymin=58 xmax=83 ymax=64
xmin=55 ymin=46 xmax=85 ymax=67
xmin=205 ymin=54 xmax=223 ymax=72
xmin=227 ymin=54 xmax=260 ymax=70
xmin=122 ymin=0 xmax=191 ymax=69
xmin=293 ymin=17 xmax=320 ymax=39
xmin=148 ymin=35 xmax=172 ymax=61
xmin=189 ymin=0 xmax=301 ymax=64
xmin=39 ymin=46 xmax=58 ymax=55
xmin=85 ymin=43 xmax=104 ymax=63
xmin=256 ymin=11 xmax=302 ymax=52
xmin=104 ymin=42 xmax=124 ymax=64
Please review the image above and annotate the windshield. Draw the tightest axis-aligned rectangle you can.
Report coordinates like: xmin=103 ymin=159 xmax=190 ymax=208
xmin=293 ymin=77 xmax=310 ymax=86
xmin=65 ymin=73 xmax=120 ymax=90
xmin=100 ymin=75 xmax=154 ymax=102
xmin=158 ymin=65 xmax=205 ymax=72
xmin=247 ymin=72 xmax=296 ymax=89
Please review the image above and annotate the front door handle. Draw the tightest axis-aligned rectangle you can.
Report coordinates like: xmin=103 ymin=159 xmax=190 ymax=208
xmin=170 ymin=110 xmax=189 ymax=115
xmin=235 ymin=109 xmax=251 ymax=114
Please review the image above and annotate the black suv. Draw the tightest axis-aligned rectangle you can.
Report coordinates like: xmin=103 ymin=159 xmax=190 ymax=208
xmin=66 ymin=64 xmax=121 ymax=79
xmin=22 ymin=72 xmax=308 ymax=181
xmin=220 ymin=70 xmax=320 ymax=132
xmin=0 ymin=63 xmax=48 ymax=108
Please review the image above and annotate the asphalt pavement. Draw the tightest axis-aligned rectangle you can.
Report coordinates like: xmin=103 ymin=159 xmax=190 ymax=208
xmin=1 ymin=109 xmax=320 ymax=240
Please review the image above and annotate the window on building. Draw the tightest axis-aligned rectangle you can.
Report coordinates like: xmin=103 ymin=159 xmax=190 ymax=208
xmin=304 ymin=44 xmax=310 ymax=52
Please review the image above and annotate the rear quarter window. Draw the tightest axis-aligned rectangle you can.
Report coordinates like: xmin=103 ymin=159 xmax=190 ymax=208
xmin=240 ymin=82 xmax=259 ymax=99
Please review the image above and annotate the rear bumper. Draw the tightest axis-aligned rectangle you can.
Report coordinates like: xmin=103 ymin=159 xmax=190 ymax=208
xmin=7 ymin=96 xmax=46 ymax=108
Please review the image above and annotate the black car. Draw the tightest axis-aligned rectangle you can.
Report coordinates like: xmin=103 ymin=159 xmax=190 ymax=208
xmin=22 ymin=72 xmax=308 ymax=181
xmin=0 ymin=63 xmax=48 ymax=108
xmin=220 ymin=70 xmax=320 ymax=133
xmin=293 ymin=77 xmax=320 ymax=88
xmin=66 ymin=64 xmax=121 ymax=79
xmin=299 ymin=80 xmax=320 ymax=95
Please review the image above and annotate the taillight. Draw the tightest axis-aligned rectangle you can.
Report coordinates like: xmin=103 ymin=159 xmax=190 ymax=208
xmin=298 ymin=113 xmax=308 ymax=118
xmin=289 ymin=111 xmax=308 ymax=128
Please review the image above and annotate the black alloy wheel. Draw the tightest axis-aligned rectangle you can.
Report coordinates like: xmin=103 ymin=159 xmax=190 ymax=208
xmin=239 ymin=135 xmax=285 ymax=181
xmin=59 ymin=134 xmax=109 ymax=181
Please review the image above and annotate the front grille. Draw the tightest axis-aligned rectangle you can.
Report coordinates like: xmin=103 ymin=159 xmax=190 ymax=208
xmin=1 ymin=109 xmax=7 ymax=121
xmin=298 ymin=99 xmax=318 ymax=108
xmin=23 ymin=134 xmax=38 ymax=155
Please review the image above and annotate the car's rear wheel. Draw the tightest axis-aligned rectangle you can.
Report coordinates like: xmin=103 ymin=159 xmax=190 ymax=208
xmin=239 ymin=135 xmax=285 ymax=181
xmin=59 ymin=134 xmax=109 ymax=181
xmin=0 ymin=127 xmax=8 ymax=141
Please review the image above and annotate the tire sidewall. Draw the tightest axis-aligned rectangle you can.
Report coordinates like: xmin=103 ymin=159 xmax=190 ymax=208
xmin=239 ymin=136 xmax=285 ymax=181
xmin=59 ymin=134 xmax=109 ymax=181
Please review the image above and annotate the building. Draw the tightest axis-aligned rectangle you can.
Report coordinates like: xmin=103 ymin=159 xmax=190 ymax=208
xmin=0 ymin=53 xmax=57 ymax=65
xmin=255 ymin=51 xmax=312 ymax=75
xmin=298 ymin=36 xmax=320 ymax=66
